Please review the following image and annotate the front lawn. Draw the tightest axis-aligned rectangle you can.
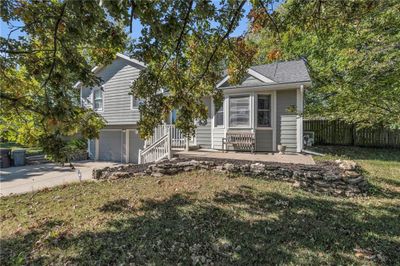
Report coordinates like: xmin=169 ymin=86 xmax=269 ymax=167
xmin=0 ymin=147 xmax=399 ymax=265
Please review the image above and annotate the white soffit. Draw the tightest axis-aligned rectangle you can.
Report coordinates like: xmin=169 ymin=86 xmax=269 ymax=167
xmin=247 ymin=69 xmax=276 ymax=84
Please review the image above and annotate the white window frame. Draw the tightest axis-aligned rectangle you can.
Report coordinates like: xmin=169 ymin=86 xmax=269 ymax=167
xmin=228 ymin=94 xmax=251 ymax=129
xmin=214 ymin=103 xmax=224 ymax=128
xmin=93 ymin=88 xmax=104 ymax=112
xmin=256 ymin=93 xmax=272 ymax=129
xmin=130 ymin=95 xmax=139 ymax=110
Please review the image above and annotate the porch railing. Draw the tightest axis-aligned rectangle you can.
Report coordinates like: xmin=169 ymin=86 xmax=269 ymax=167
xmin=138 ymin=131 xmax=171 ymax=164
xmin=144 ymin=124 xmax=187 ymax=149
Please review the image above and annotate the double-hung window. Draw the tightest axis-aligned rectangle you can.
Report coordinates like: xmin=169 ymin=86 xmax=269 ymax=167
xmin=257 ymin=95 xmax=271 ymax=127
xmin=229 ymin=96 xmax=250 ymax=127
xmin=93 ymin=89 xmax=103 ymax=111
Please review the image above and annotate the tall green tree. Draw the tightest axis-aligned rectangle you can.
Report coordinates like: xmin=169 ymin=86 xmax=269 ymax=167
xmin=129 ymin=0 xmax=257 ymax=138
xmin=1 ymin=0 xmax=127 ymax=161
xmin=1 ymin=0 xmax=263 ymax=155
xmin=249 ymin=0 xmax=400 ymax=128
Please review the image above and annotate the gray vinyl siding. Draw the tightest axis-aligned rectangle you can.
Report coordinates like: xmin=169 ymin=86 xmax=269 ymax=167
xmin=98 ymin=130 xmax=123 ymax=162
xmin=196 ymin=97 xmax=212 ymax=148
xmin=240 ymin=75 xmax=263 ymax=86
xmin=82 ymin=58 xmax=144 ymax=125
xmin=276 ymin=89 xmax=297 ymax=147
xmin=255 ymin=130 xmax=273 ymax=151
xmin=220 ymin=74 xmax=264 ymax=88
xmin=129 ymin=130 xmax=144 ymax=163
xmin=212 ymin=128 xmax=225 ymax=149
xmin=280 ymin=115 xmax=297 ymax=152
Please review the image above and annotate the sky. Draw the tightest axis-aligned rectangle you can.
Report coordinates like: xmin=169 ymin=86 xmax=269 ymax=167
xmin=0 ymin=1 xmax=252 ymax=40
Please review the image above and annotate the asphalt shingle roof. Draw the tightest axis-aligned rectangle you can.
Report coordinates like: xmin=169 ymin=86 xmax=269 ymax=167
xmin=251 ymin=60 xmax=311 ymax=83
xmin=220 ymin=59 xmax=311 ymax=88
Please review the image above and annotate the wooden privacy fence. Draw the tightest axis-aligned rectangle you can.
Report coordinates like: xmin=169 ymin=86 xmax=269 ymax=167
xmin=303 ymin=120 xmax=400 ymax=148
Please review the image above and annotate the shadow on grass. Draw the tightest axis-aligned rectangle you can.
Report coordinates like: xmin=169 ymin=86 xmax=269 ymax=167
xmin=1 ymin=189 xmax=399 ymax=265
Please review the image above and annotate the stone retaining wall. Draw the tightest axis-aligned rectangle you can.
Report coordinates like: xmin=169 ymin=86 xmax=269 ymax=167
xmin=93 ymin=159 xmax=368 ymax=197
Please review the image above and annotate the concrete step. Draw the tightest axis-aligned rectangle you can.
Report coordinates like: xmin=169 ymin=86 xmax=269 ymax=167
xmin=172 ymin=145 xmax=200 ymax=151
xmin=26 ymin=154 xmax=51 ymax=165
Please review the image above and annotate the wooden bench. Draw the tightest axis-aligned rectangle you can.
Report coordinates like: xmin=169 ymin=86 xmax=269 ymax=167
xmin=222 ymin=131 xmax=255 ymax=153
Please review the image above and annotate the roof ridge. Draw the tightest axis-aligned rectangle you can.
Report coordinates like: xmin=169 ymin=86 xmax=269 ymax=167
xmin=251 ymin=59 xmax=305 ymax=68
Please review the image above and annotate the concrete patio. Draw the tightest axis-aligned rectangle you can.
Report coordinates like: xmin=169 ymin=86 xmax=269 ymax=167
xmin=175 ymin=150 xmax=315 ymax=165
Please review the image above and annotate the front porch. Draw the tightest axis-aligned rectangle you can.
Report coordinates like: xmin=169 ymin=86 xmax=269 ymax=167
xmin=174 ymin=149 xmax=315 ymax=165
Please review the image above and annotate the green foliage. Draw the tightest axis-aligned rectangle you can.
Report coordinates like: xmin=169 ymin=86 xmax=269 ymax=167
xmin=0 ymin=0 xmax=126 ymax=162
xmin=129 ymin=0 xmax=259 ymax=138
xmin=249 ymin=0 xmax=400 ymax=128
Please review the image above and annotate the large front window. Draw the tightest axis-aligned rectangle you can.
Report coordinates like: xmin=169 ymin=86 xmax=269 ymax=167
xmin=229 ymin=96 xmax=250 ymax=127
xmin=257 ymin=94 xmax=271 ymax=127
xmin=93 ymin=89 xmax=103 ymax=111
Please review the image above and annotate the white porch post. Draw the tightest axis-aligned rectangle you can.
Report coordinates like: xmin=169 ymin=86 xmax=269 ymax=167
xmin=296 ymin=85 xmax=304 ymax=152
xmin=272 ymin=90 xmax=277 ymax=151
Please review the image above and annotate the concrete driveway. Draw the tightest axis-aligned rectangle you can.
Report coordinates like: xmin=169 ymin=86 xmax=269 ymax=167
xmin=0 ymin=161 xmax=121 ymax=197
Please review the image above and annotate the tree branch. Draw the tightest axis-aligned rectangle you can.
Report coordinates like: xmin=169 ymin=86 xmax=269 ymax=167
xmin=187 ymin=0 xmax=246 ymax=92
xmin=1 ymin=49 xmax=54 ymax=54
xmin=42 ymin=2 xmax=67 ymax=90
xmin=158 ymin=0 xmax=194 ymax=76
xmin=259 ymin=0 xmax=280 ymax=40
xmin=0 ymin=92 xmax=47 ymax=116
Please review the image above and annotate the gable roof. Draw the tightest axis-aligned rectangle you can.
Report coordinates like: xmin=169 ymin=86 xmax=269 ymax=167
xmin=218 ymin=59 xmax=311 ymax=89
xmin=74 ymin=53 xmax=145 ymax=88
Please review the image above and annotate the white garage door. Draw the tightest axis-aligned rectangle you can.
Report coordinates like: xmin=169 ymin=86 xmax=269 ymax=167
xmin=98 ymin=130 xmax=123 ymax=162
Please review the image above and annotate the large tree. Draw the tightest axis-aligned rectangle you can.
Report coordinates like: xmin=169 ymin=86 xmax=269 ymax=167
xmin=248 ymin=0 xmax=400 ymax=128
xmin=129 ymin=0 xmax=257 ymax=138
xmin=3 ymin=0 xmax=397 ymax=161
xmin=0 ymin=0 xmax=129 ymax=161
xmin=1 ymin=0 xmax=260 ymax=158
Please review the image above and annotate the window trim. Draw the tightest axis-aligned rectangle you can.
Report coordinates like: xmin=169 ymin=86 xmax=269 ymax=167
xmin=228 ymin=94 xmax=251 ymax=129
xmin=214 ymin=104 xmax=224 ymax=128
xmin=93 ymin=88 xmax=104 ymax=112
xmin=130 ymin=95 xmax=139 ymax=110
xmin=256 ymin=93 xmax=272 ymax=130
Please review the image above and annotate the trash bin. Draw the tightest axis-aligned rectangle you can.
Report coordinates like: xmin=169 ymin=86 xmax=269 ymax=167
xmin=12 ymin=149 xmax=26 ymax=166
xmin=0 ymin=148 xmax=11 ymax=168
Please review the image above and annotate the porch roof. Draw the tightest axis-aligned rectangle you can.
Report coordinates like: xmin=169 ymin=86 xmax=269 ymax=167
xmin=218 ymin=59 xmax=311 ymax=89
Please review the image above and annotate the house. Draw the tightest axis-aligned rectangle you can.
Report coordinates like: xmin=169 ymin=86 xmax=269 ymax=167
xmin=78 ymin=53 xmax=311 ymax=164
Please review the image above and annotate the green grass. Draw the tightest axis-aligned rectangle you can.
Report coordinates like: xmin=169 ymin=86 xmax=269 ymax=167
xmin=0 ymin=146 xmax=399 ymax=265
xmin=310 ymin=146 xmax=400 ymax=198
xmin=0 ymin=142 xmax=43 ymax=156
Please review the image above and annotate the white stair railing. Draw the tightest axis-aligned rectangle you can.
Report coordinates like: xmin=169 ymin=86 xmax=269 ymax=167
xmin=144 ymin=125 xmax=168 ymax=148
xmin=168 ymin=125 xmax=186 ymax=148
xmin=145 ymin=124 xmax=187 ymax=149
xmin=138 ymin=130 xmax=172 ymax=164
